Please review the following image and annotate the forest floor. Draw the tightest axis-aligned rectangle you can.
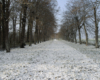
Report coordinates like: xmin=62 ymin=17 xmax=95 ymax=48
xmin=0 ymin=39 xmax=100 ymax=80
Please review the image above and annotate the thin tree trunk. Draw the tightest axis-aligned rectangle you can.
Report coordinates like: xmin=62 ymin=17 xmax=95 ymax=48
xmin=38 ymin=27 xmax=40 ymax=43
xmin=78 ymin=28 xmax=81 ymax=44
xmin=39 ymin=29 xmax=41 ymax=43
xmin=27 ymin=25 xmax=29 ymax=42
xmin=13 ymin=17 xmax=16 ymax=47
xmin=83 ymin=23 xmax=88 ymax=45
xmin=20 ymin=4 xmax=27 ymax=48
xmin=74 ymin=23 xmax=77 ymax=43
xmin=44 ymin=31 xmax=46 ymax=41
xmin=71 ymin=29 xmax=74 ymax=42
xmin=34 ymin=34 xmax=36 ymax=44
xmin=29 ymin=26 xmax=32 ymax=46
xmin=75 ymin=32 xmax=77 ymax=43
xmin=19 ymin=12 xmax=22 ymax=43
xmin=41 ymin=26 xmax=43 ymax=42
xmin=94 ymin=7 xmax=99 ymax=48
xmin=29 ymin=17 xmax=33 ymax=46
xmin=37 ymin=25 xmax=39 ymax=43
xmin=35 ymin=17 xmax=39 ymax=44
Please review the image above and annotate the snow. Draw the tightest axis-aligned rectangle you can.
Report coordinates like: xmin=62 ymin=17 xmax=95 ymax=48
xmin=0 ymin=40 xmax=100 ymax=80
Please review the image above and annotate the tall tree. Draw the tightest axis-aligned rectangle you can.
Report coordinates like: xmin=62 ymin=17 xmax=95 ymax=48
xmin=20 ymin=0 xmax=28 ymax=48
xmin=2 ymin=0 xmax=10 ymax=52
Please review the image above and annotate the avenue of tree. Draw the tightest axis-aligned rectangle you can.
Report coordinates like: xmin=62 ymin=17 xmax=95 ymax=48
xmin=59 ymin=0 xmax=100 ymax=48
xmin=0 ymin=0 xmax=57 ymax=52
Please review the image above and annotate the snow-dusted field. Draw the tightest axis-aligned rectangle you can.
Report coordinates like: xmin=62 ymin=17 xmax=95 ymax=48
xmin=0 ymin=39 xmax=100 ymax=80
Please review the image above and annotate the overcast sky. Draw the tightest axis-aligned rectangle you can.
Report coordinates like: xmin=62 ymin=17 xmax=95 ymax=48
xmin=57 ymin=0 xmax=66 ymax=13
xmin=56 ymin=0 xmax=67 ymax=32
xmin=56 ymin=0 xmax=66 ymax=23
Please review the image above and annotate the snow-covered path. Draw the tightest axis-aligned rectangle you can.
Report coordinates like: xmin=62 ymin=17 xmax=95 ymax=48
xmin=0 ymin=39 xmax=100 ymax=80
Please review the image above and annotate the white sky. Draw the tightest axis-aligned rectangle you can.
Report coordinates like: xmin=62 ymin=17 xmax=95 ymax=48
xmin=56 ymin=0 xmax=67 ymax=32
xmin=56 ymin=0 xmax=67 ymax=24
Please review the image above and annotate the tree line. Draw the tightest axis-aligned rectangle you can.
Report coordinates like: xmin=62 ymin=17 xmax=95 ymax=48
xmin=59 ymin=0 xmax=100 ymax=48
xmin=0 ymin=0 xmax=57 ymax=52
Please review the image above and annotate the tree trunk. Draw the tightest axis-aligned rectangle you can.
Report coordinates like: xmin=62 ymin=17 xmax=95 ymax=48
xmin=20 ymin=5 xmax=27 ymax=48
xmin=38 ymin=27 xmax=40 ymax=43
xmin=19 ymin=12 xmax=22 ymax=43
xmin=94 ymin=7 xmax=99 ymax=48
xmin=5 ymin=0 xmax=10 ymax=52
xmin=0 ymin=17 xmax=1 ymax=47
xmin=13 ymin=17 xmax=16 ymax=47
xmin=29 ymin=17 xmax=33 ymax=46
xmin=75 ymin=32 xmax=77 ymax=43
xmin=2 ymin=0 xmax=6 ymax=49
xmin=2 ymin=18 xmax=5 ymax=49
xmin=27 ymin=25 xmax=29 ymax=42
xmin=44 ymin=31 xmax=46 ymax=42
xmin=35 ymin=17 xmax=39 ymax=44
xmin=0 ymin=4 xmax=2 ymax=47
xmin=39 ymin=29 xmax=41 ymax=43
xmin=29 ymin=25 xmax=32 ymax=46
xmin=78 ymin=28 xmax=81 ymax=44
xmin=2 ymin=0 xmax=10 ymax=52
xmin=0 ymin=23 xmax=1 ymax=47
xmin=83 ymin=23 xmax=88 ymax=45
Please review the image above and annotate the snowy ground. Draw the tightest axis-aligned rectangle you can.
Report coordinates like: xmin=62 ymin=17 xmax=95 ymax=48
xmin=0 ymin=39 xmax=100 ymax=80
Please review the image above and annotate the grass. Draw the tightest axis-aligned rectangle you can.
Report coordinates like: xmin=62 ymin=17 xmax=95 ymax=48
xmin=77 ymin=39 xmax=100 ymax=45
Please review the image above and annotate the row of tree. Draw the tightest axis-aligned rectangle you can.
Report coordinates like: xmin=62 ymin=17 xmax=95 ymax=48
xmin=0 ymin=0 xmax=57 ymax=52
xmin=59 ymin=0 xmax=100 ymax=48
